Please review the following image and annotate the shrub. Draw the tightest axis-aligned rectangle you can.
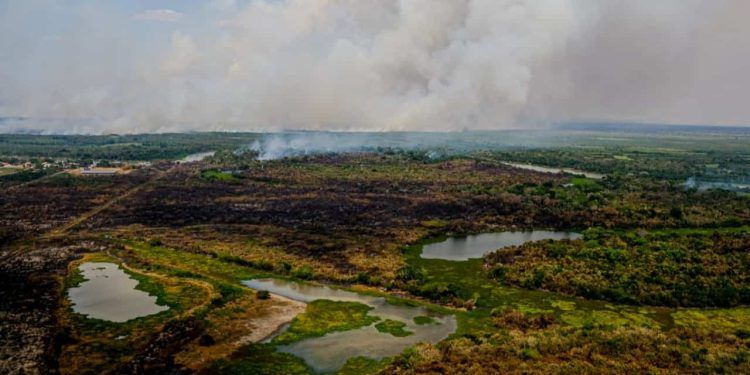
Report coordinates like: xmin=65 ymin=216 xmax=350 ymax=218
xmin=490 ymin=266 xmax=506 ymax=281
xmin=198 ymin=334 xmax=215 ymax=346
xmin=396 ymin=265 xmax=425 ymax=282
xmin=292 ymin=265 xmax=314 ymax=280
xmin=354 ymin=272 xmax=370 ymax=284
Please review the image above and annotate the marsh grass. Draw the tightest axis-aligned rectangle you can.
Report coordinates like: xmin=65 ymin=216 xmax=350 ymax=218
xmin=375 ymin=319 xmax=413 ymax=337
xmin=272 ymin=300 xmax=380 ymax=345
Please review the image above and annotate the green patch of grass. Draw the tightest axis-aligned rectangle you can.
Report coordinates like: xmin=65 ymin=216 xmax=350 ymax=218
xmin=570 ymin=177 xmax=600 ymax=189
xmin=421 ymin=219 xmax=449 ymax=228
xmin=0 ymin=167 xmax=20 ymax=176
xmin=550 ymin=300 xmax=577 ymax=311
xmin=201 ymin=169 xmax=242 ymax=183
xmin=413 ymin=316 xmax=437 ymax=325
xmin=335 ymin=356 xmax=391 ymax=375
xmin=65 ymin=265 xmax=87 ymax=289
xmin=673 ymin=308 xmax=750 ymax=331
xmin=122 ymin=240 xmax=267 ymax=282
xmin=272 ymin=300 xmax=380 ymax=345
xmin=521 ymin=347 xmax=541 ymax=360
xmin=209 ymin=344 xmax=312 ymax=375
xmin=559 ymin=310 xmax=658 ymax=329
xmin=453 ymin=310 xmax=496 ymax=340
xmin=375 ymin=319 xmax=413 ymax=337
xmin=513 ymin=303 xmax=553 ymax=315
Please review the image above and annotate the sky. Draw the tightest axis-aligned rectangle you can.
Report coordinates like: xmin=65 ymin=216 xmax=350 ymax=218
xmin=0 ymin=0 xmax=748 ymax=134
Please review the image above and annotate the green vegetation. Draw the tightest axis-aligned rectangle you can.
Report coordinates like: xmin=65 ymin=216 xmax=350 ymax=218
xmin=0 ymin=168 xmax=54 ymax=187
xmin=210 ymin=347 xmax=390 ymax=375
xmin=485 ymin=227 xmax=750 ymax=307
xmin=5 ymin=129 xmax=750 ymax=374
xmin=0 ymin=167 xmax=20 ymax=176
xmin=375 ymin=319 xmax=413 ymax=337
xmin=386 ymin=309 xmax=750 ymax=374
xmin=674 ymin=308 xmax=750 ymax=332
xmin=0 ymin=133 xmax=261 ymax=161
xmin=59 ymin=253 xmax=207 ymax=374
xmin=272 ymin=300 xmax=380 ymax=345
xmin=413 ymin=316 xmax=437 ymax=325
xmin=400 ymin=241 xmax=670 ymax=337
xmin=336 ymin=357 xmax=391 ymax=375
xmin=208 ymin=344 xmax=311 ymax=375
xmin=120 ymin=240 xmax=266 ymax=282
xmin=487 ymin=135 xmax=750 ymax=180
xmin=201 ymin=169 xmax=243 ymax=183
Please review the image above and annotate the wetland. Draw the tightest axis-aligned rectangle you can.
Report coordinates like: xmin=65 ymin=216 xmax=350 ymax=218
xmin=420 ymin=231 xmax=581 ymax=261
xmin=2 ymin=128 xmax=750 ymax=374
xmin=67 ymin=262 xmax=168 ymax=322
xmin=244 ymin=279 xmax=455 ymax=373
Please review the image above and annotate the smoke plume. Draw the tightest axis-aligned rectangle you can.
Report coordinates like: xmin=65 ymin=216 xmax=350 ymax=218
xmin=0 ymin=0 xmax=747 ymax=134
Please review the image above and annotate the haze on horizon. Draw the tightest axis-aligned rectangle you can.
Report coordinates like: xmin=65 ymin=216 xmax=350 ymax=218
xmin=0 ymin=0 xmax=748 ymax=134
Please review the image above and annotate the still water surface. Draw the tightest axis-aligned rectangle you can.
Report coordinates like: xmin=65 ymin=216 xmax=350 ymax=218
xmin=421 ymin=231 xmax=582 ymax=261
xmin=68 ymin=262 xmax=168 ymax=322
xmin=242 ymin=278 xmax=456 ymax=373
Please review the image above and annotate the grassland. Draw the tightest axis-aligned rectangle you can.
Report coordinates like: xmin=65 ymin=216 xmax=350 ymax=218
xmin=272 ymin=300 xmax=380 ymax=345
xmin=0 ymin=167 xmax=20 ymax=176
xmin=375 ymin=320 xmax=413 ymax=337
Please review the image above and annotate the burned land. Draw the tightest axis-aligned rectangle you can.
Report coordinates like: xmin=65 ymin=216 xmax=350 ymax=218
xmin=1 ymin=131 xmax=750 ymax=374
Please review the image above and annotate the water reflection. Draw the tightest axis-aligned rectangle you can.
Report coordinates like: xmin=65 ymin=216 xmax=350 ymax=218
xmin=242 ymin=278 xmax=456 ymax=373
xmin=421 ymin=231 xmax=582 ymax=261
xmin=68 ymin=262 xmax=168 ymax=322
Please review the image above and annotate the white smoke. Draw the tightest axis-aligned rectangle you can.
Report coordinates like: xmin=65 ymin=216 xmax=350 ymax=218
xmin=249 ymin=133 xmax=381 ymax=160
xmin=0 ymin=1 xmax=748 ymax=134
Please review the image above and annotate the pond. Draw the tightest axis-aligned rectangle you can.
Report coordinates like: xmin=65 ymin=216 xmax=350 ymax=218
xmin=242 ymin=278 xmax=456 ymax=373
xmin=68 ymin=262 xmax=168 ymax=323
xmin=503 ymin=162 xmax=604 ymax=179
xmin=421 ymin=231 xmax=582 ymax=261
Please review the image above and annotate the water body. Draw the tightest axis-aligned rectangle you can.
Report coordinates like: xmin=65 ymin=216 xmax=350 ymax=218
xmin=242 ymin=278 xmax=456 ymax=373
xmin=180 ymin=151 xmax=215 ymax=163
xmin=421 ymin=231 xmax=582 ymax=261
xmin=503 ymin=162 xmax=604 ymax=179
xmin=68 ymin=262 xmax=168 ymax=323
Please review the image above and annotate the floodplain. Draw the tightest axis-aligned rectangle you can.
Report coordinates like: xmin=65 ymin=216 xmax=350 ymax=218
xmin=1 ymin=126 xmax=749 ymax=374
